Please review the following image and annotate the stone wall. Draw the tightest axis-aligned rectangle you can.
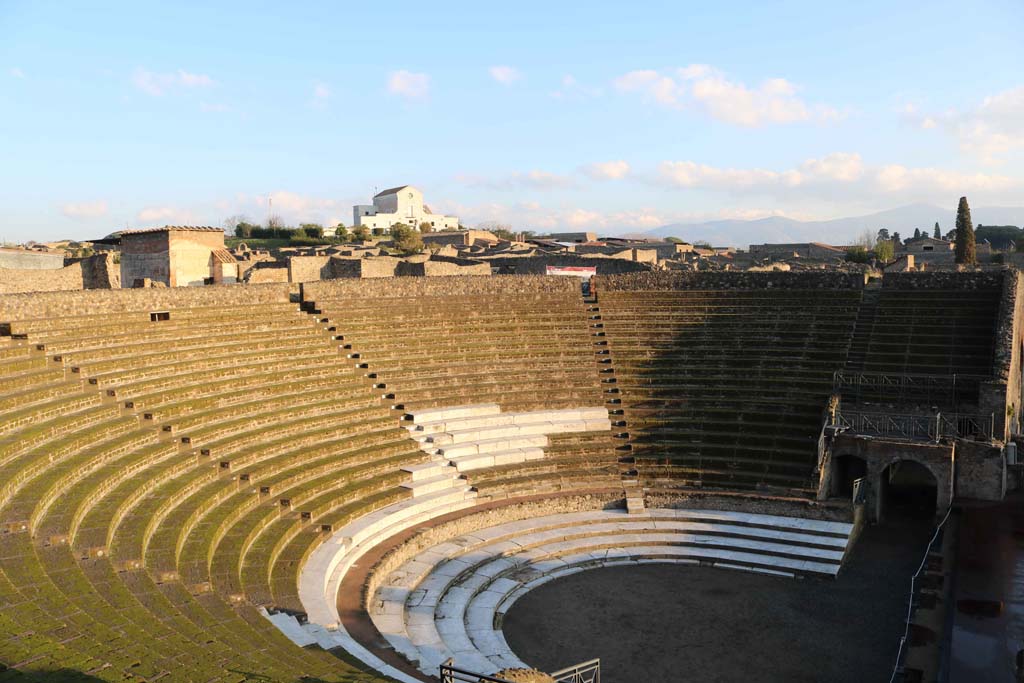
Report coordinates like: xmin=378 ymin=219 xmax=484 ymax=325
xmin=0 ymin=262 xmax=84 ymax=294
xmin=596 ymin=270 xmax=866 ymax=291
xmin=246 ymin=263 xmax=290 ymax=284
xmin=881 ymin=270 xmax=1006 ymax=290
xmin=831 ymin=435 xmax=955 ymax=520
xmin=81 ymin=253 xmax=120 ymax=289
xmin=0 ymin=249 xmax=65 ymax=270
xmin=483 ymin=254 xmax=652 ymax=275
xmin=0 ymin=283 xmax=292 ymax=321
xmin=302 ymin=274 xmax=578 ymax=302
xmin=287 ymin=256 xmax=332 ymax=283
xmin=956 ymin=439 xmax=1006 ymax=501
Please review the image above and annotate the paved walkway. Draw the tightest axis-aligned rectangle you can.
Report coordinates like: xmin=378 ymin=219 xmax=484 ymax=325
xmin=949 ymin=495 xmax=1024 ymax=682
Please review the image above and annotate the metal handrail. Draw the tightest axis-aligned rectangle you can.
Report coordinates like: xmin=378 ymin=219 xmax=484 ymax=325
xmin=440 ymin=658 xmax=601 ymax=683
xmin=833 ymin=409 xmax=993 ymax=441
xmin=550 ymin=658 xmax=601 ymax=683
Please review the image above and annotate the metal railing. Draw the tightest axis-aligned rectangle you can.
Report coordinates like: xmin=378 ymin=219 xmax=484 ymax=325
xmin=832 ymin=370 xmax=983 ymax=407
xmin=550 ymin=658 xmax=601 ymax=683
xmin=440 ymin=659 xmax=601 ymax=683
xmin=833 ymin=409 xmax=993 ymax=441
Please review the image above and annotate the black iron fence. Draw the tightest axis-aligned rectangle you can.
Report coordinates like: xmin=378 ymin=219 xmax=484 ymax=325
xmin=832 ymin=370 xmax=983 ymax=409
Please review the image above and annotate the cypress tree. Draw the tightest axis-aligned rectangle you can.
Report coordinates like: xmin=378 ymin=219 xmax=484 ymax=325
xmin=954 ymin=196 xmax=976 ymax=265
xmin=934 ymin=222 xmax=941 ymax=239
xmin=913 ymin=228 xmax=921 ymax=239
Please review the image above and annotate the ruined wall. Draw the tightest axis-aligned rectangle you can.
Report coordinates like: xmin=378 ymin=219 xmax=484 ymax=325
xmin=247 ymin=263 xmax=290 ymax=284
xmin=287 ymin=256 xmax=332 ymax=283
xmin=302 ymin=274 xmax=577 ymax=302
xmin=597 ymin=270 xmax=866 ymax=291
xmin=483 ymin=254 xmax=652 ymax=275
xmin=956 ymin=439 xmax=1006 ymax=501
xmin=0 ymin=262 xmax=84 ymax=294
xmin=81 ymin=253 xmax=120 ymax=289
xmin=0 ymin=283 xmax=292 ymax=321
xmin=882 ymin=271 xmax=1006 ymax=290
xmin=0 ymin=250 xmax=65 ymax=270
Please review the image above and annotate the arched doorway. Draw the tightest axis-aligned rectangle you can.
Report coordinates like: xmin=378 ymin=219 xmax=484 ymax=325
xmin=832 ymin=454 xmax=868 ymax=499
xmin=879 ymin=460 xmax=937 ymax=520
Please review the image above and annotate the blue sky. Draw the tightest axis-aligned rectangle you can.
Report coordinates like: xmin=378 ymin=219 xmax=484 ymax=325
xmin=2 ymin=0 xmax=1023 ymax=243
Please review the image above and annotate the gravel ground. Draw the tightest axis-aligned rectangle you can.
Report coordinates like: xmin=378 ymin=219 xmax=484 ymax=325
xmin=502 ymin=518 xmax=933 ymax=683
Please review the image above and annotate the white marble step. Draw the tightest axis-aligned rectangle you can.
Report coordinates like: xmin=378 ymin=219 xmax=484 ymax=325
xmin=409 ymin=403 xmax=501 ymax=424
xmin=264 ymin=610 xmax=316 ymax=647
xmin=369 ymin=508 xmax=855 ymax=679
xmin=449 ymin=447 xmax=546 ymax=472
xmin=401 ymin=460 xmax=454 ymax=481
xmin=412 ymin=407 xmax=610 ymax=435
xmin=438 ymin=434 xmax=548 ymax=458
xmin=402 ymin=473 xmax=462 ymax=497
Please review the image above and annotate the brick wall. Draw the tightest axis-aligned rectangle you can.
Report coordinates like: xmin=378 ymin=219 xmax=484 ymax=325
xmin=287 ymin=256 xmax=332 ymax=283
xmin=0 ymin=283 xmax=292 ymax=321
xmin=302 ymin=274 xmax=578 ymax=302
xmin=596 ymin=270 xmax=867 ymax=291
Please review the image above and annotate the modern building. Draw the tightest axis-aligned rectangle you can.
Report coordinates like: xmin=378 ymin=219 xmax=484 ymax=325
xmin=120 ymin=226 xmax=237 ymax=287
xmin=352 ymin=185 xmax=459 ymax=232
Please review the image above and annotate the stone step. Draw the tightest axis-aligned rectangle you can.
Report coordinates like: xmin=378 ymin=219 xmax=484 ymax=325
xmin=401 ymin=460 xmax=454 ymax=482
xmin=437 ymin=434 xmax=548 ymax=458
xmin=449 ymin=447 xmax=546 ymax=472
xmin=408 ymin=403 xmax=501 ymax=424
xmin=401 ymin=473 xmax=462 ymax=497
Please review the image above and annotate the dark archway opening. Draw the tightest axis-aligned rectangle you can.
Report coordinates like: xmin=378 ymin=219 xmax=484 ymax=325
xmin=880 ymin=460 xmax=937 ymax=520
xmin=832 ymin=454 xmax=868 ymax=499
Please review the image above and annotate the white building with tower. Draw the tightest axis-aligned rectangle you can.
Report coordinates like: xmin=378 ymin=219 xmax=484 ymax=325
xmin=352 ymin=185 xmax=459 ymax=231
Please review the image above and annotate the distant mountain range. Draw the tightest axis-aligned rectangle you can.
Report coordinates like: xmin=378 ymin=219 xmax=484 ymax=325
xmin=642 ymin=204 xmax=1024 ymax=248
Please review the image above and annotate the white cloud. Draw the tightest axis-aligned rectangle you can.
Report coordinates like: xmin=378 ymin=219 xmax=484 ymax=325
xmin=613 ymin=64 xmax=840 ymax=126
xmin=313 ymin=82 xmax=330 ymax=101
xmin=199 ymin=102 xmax=229 ymax=113
xmin=488 ymin=66 xmax=522 ymax=85
xmin=136 ymin=206 xmax=195 ymax=224
xmin=387 ymin=70 xmax=430 ymax=100
xmin=9 ymin=67 xmax=25 ymax=79
xmin=132 ymin=68 xmax=214 ymax=96
xmin=908 ymin=86 xmax=1024 ymax=163
xmin=581 ymin=160 xmax=631 ymax=180
xmin=62 ymin=201 xmax=108 ymax=220
xmin=613 ymin=70 xmax=684 ymax=106
xmin=657 ymin=153 xmax=1018 ymax=201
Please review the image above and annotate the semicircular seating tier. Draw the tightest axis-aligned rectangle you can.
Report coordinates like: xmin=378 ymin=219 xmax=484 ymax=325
xmin=0 ymin=271 xmax=1007 ymax=682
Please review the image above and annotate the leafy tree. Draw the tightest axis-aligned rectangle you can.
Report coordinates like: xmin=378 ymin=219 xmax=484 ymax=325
xmin=877 ymin=228 xmax=890 ymax=242
xmin=892 ymin=232 xmax=902 ymax=245
xmin=954 ymin=196 xmax=976 ymax=265
xmin=665 ymin=236 xmax=685 ymax=244
xmin=845 ymin=246 xmax=872 ymax=264
xmin=934 ymin=222 xmax=941 ymax=239
xmin=874 ymin=239 xmax=895 ymax=263
xmin=267 ymin=215 xmax=286 ymax=230
xmin=371 ymin=227 xmax=386 ymax=236
xmin=334 ymin=224 xmax=348 ymax=238
xmin=491 ymin=228 xmax=516 ymax=240
xmin=975 ymin=225 xmax=1023 ymax=250
xmin=299 ymin=223 xmax=324 ymax=239
xmin=419 ymin=221 xmax=434 ymax=233
xmin=350 ymin=225 xmax=370 ymax=241
xmin=390 ymin=223 xmax=424 ymax=254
